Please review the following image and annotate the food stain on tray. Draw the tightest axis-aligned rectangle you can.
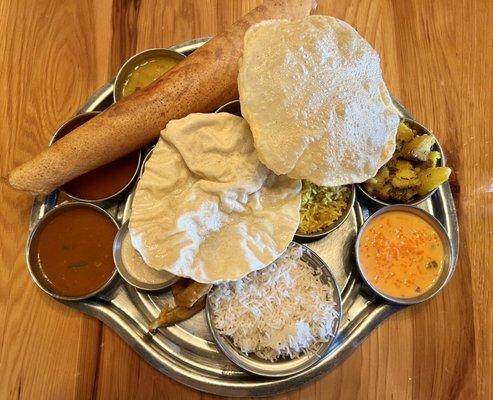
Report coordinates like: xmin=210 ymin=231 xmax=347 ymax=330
xmin=358 ymin=210 xmax=445 ymax=299
xmin=33 ymin=205 xmax=118 ymax=297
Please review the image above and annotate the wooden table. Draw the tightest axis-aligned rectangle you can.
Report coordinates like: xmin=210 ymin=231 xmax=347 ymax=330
xmin=1 ymin=1 xmax=491 ymax=399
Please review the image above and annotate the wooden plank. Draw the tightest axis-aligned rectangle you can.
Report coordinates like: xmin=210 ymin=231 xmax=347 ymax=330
xmin=0 ymin=0 xmax=111 ymax=399
xmin=0 ymin=0 xmax=491 ymax=399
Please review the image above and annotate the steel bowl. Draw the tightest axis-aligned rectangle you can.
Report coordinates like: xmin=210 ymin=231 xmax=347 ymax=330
xmin=206 ymin=242 xmax=342 ymax=377
xmin=355 ymin=205 xmax=453 ymax=305
xmin=50 ymin=112 xmax=141 ymax=203
xmin=357 ymin=118 xmax=448 ymax=206
xmin=295 ymin=184 xmax=356 ymax=242
xmin=114 ymin=48 xmax=186 ymax=102
xmin=113 ymin=221 xmax=178 ymax=291
xmin=26 ymin=202 xmax=120 ymax=301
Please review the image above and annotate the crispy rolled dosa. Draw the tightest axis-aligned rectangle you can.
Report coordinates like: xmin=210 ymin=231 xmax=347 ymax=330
xmin=9 ymin=0 xmax=316 ymax=195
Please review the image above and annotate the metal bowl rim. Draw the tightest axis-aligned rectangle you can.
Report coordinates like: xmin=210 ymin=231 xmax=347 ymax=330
xmin=356 ymin=117 xmax=447 ymax=206
xmin=354 ymin=204 xmax=454 ymax=305
xmin=205 ymin=242 xmax=342 ymax=377
xmin=113 ymin=221 xmax=179 ymax=291
xmin=215 ymin=99 xmax=241 ymax=114
xmin=26 ymin=201 xmax=120 ymax=301
xmin=49 ymin=111 xmax=142 ymax=203
xmin=48 ymin=111 xmax=101 ymax=147
xmin=139 ymin=146 xmax=156 ymax=177
xmin=113 ymin=47 xmax=186 ymax=102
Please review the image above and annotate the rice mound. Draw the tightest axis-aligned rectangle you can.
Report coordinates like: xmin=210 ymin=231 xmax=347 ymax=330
xmin=210 ymin=243 xmax=339 ymax=361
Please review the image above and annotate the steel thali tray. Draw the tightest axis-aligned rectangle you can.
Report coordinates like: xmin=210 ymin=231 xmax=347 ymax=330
xmin=28 ymin=38 xmax=459 ymax=398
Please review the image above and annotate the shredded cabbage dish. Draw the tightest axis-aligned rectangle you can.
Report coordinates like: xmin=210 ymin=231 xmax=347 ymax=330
xmin=298 ymin=181 xmax=351 ymax=234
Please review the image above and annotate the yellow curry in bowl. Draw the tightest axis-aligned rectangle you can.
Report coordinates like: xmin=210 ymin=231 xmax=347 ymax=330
xmin=122 ymin=57 xmax=180 ymax=97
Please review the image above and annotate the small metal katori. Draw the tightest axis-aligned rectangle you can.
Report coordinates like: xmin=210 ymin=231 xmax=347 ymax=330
xmin=113 ymin=221 xmax=178 ymax=291
xmin=114 ymin=48 xmax=186 ymax=102
xmin=295 ymin=184 xmax=356 ymax=242
xmin=26 ymin=202 xmax=120 ymax=301
xmin=205 ymin=242 xmax=342 ymax=377
xmin=355 ymin=205 xmax=454 ymax=305
xmin=357 ymin=117 xmax=448 ymax=207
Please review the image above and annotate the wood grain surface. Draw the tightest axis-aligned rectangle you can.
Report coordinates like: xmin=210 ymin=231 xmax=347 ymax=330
xmin=0 ymin=1 xmax=491 ymax=399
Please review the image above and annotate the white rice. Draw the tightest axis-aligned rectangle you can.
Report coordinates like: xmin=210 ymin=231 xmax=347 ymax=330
xmin=209 ymin=244 xmax=339 ymax=361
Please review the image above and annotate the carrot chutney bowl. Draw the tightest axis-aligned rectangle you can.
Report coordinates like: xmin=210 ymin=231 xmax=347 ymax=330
xmin=355 ymin=205 xmax=453 ymax=305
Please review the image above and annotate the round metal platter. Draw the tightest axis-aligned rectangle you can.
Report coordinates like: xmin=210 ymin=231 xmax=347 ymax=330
xmin=26 ymin=38 xmax=459 ymax=397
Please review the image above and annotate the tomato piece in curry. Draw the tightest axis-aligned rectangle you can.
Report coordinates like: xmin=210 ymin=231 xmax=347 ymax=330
xmin=358 ymin=211 xmax=444 ymax=299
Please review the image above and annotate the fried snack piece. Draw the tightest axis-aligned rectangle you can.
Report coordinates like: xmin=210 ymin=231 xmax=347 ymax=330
xmin=8 ymin=0 xmax=316 ymax=196
xmin=171 ymin=278 xmax=192 ymax=299
xmin=147 ymin=279 xmax=212 ymax=332
xmin=238 ymin=16 xmax=400 ymax=186
xmin=173 ymin=281 xmax=212 ymax=308
xmin=148 ymin=296 xmax=206 ymax=332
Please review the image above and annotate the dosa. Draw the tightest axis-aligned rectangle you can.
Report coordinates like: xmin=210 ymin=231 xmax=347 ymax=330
xmin=9 ymin=0 xmax=316 ymax=195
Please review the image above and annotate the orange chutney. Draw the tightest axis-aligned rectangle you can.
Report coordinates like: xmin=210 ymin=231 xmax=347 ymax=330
xmin=358 ymin=211 xmax=444 ymax=299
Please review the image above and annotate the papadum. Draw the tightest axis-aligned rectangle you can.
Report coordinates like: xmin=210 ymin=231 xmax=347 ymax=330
xmin=129 ymin=113 xmax=301 ymax=283
xmin=238 ymin=15 xmax=400 ymax=186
